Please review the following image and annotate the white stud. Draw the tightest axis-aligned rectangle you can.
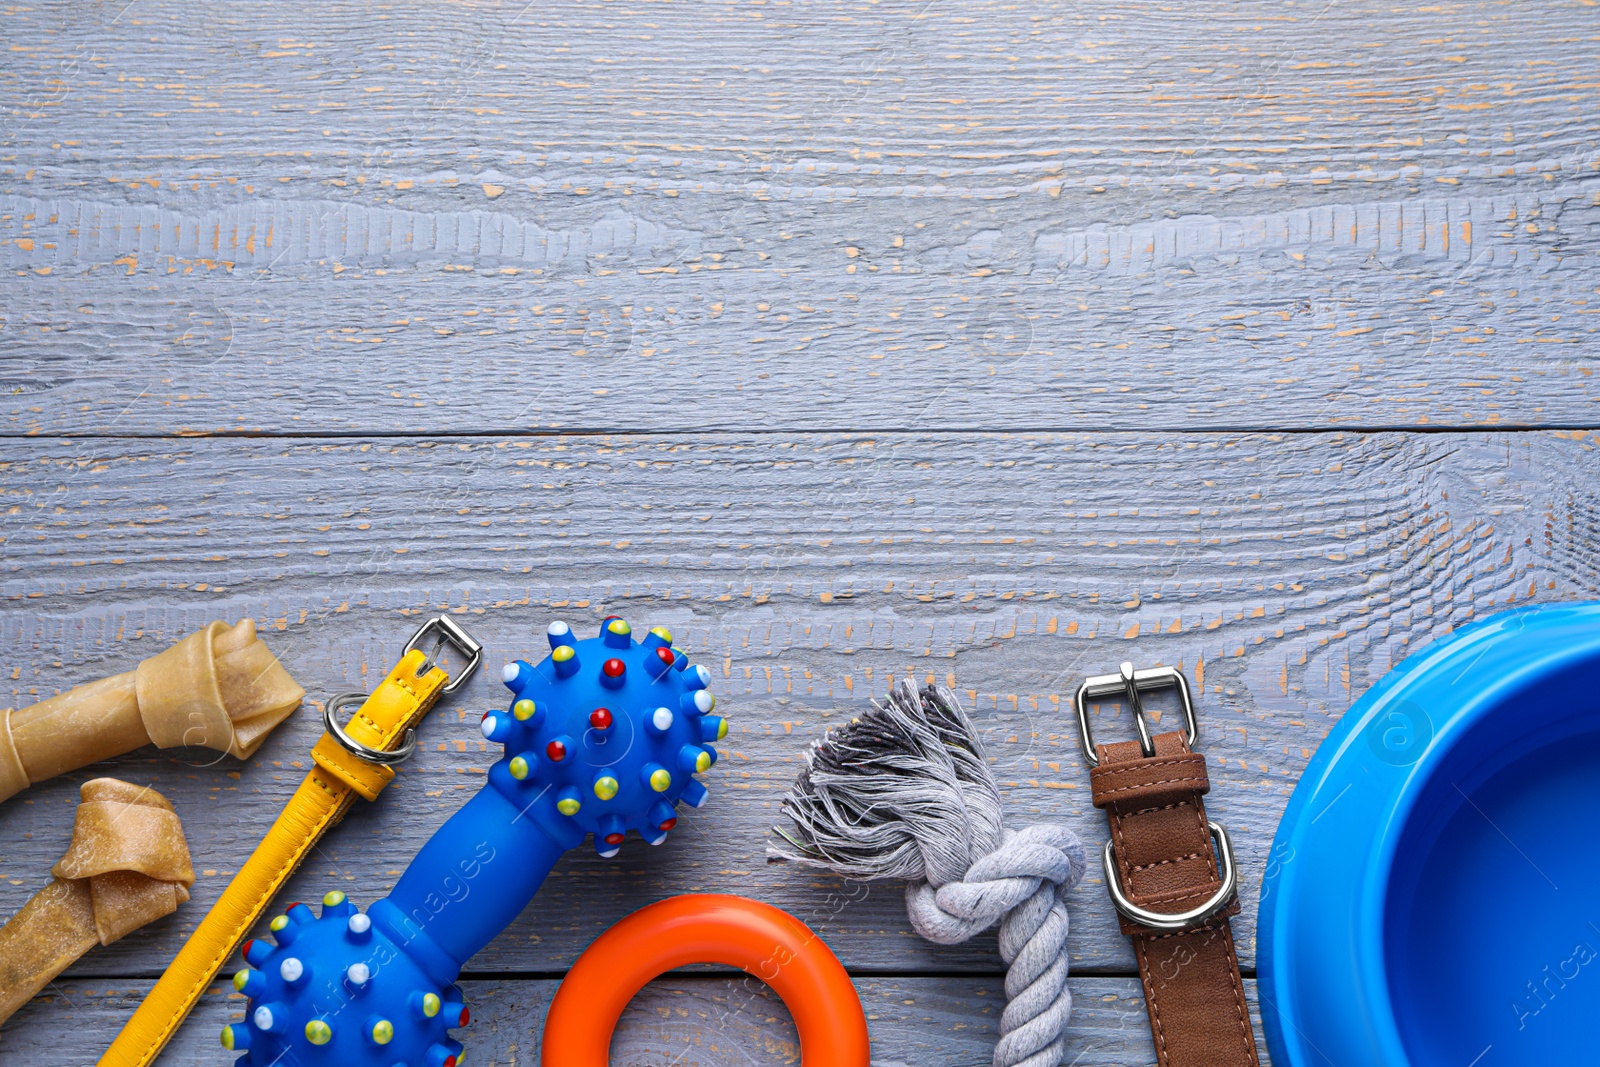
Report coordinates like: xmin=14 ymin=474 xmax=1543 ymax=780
xmin=253 ymin=1006 xmax=275 ymax=1030
xmin=480 ymin=716 xmax=498 ymax=739
xmin=500 ymin=662 xmax=518 ymax=684
xmin=691 ymin=690 xmax=714 ymax=714
xmin=279 ymin=957 xmax=303 ymax=982
xmin=548 ymin=620 xmax=570 ymax=637
xmin=348 ymin=913 xmax=372 ymax=934
xmin=652 ymin=707 xmax=674 ymax=732
xmin=347 ymin=962 xmax=371 ymax=986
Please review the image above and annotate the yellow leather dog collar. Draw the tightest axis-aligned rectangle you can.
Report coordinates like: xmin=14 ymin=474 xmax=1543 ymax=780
xmin=99 ymin=617 xmax=481 ymax=1067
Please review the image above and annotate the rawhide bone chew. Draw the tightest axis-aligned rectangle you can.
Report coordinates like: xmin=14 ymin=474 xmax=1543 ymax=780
xmin=0 ymin=620 xmax=305 ymax=804
xmin=220 ymin=617 xmax=723 ymax=1067
xmin=0 ymin=778 xmax=195 ymax=1026
xmin=771 ymin=681 xmax=1088 ymax=1067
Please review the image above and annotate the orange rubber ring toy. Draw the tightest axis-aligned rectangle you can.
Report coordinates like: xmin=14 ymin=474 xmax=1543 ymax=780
xmin=541 ymin=893 xmax=870 ymax=1066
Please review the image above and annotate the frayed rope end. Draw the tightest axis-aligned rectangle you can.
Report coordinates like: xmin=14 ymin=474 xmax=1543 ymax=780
xmin=767 ymin=680 xmax=1003 ymax=887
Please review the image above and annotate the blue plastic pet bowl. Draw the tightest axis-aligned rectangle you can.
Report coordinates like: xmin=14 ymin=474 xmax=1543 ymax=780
xmin=1260 ymin=602 xmax=1600 ymax=1067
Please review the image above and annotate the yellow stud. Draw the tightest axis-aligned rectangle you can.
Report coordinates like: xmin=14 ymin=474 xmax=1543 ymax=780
xmin=509 ymin=756 xmax=529 ymax=780
xmin=650 ymin=626 xmax=672 ymax=643
xmin=269 ymin=915 xmax=289 ymax=932
xmin=715 ymin=717 xmax=728 ymax=740
xmin=552 ymin=645 xmax=574 ymax=663
xmin=593 ymin=775 xmax=619 ymax=801
xmin=220 ymin=1025 xmax=237 ymax=1050
xmin=513 ymin=698 xmax=537 ymax=720
xmin=557 ymin=796 xmax=581 ymax=816
xmin=607 ymin=618 xmax=631 ymax=635
xmin=323 ymin=890 xmax=347 ymax=907
xmin=649 ymin=768 xmax=672 ymax=792
xmin=305 ymin=1019 xmax=333 ymax=1045
xmin=231 ymin=969 xmax=249 ymax=992
xmin=695 ymin=749 xmax=713 ymax=772
xmin=371 ymin=1018 xmax=394 ymax=1045
xmin=422 ymin=992 xmax=441 ymax=1018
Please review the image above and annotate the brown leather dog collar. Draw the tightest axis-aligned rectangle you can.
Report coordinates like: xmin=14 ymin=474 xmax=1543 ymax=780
xmin=1077 ymin=663 xmax=1259 ymax=1067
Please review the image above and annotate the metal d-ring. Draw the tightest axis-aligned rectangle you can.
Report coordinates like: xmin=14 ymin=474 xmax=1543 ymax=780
xmin=1103 ymin=821 xmax=1238 ymax=933
xmin=323 ymin=691 xmax=417 ymax=765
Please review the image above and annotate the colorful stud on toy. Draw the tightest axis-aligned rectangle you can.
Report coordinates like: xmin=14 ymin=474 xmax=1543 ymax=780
xmin=225 ymin=618 xmax=722 ymax=1067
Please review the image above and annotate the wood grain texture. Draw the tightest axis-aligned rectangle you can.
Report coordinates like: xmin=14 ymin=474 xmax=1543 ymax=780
xmin=1 ymin=974 xmax=1265 ymax=1067
xmin=0 ymin=430 xmax=1595 ymax=987
xmin=3 ymin=0 xmax=1598 ymax=433
xmin=3 ymin=3 xmax=1599 ymax=1063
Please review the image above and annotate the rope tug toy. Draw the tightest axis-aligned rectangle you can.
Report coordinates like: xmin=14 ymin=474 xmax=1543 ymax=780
xmin=771 ymin=681 xmax=1088 ymax=1067
xmin=221 ymin=617 xmax=724 ymax=1067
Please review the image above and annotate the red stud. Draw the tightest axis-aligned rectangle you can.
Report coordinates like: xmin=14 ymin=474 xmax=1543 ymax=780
xmin=444 ymin=1059 xmax=456 ymax=1067
xmin=603 ymin=658 xmax=625 ymax=678
xmin=589 ymin=707 xmax=613 ymax=730
xmin=546 ymin=740 xmax=567 ymax=762
xmin=458 ymin=1007 xmax=470 ymax=1027
xmin=604 ymin=831 xmax=625 ymax=846
xmin=656 ymin=646 xmax=675 ymax=665
xmin=287 ymin=902 xmax=301 ymax=910
xmin=658 ymin=816 xmax=678 ymax=832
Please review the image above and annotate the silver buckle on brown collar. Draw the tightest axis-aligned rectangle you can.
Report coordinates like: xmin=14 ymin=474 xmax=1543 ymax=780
xmin=1073 ymin=661 xmax=1199 ymax=767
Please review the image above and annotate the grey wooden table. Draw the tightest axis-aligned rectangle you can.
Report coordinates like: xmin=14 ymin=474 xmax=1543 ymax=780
xmin=1 ymin=1 xmax=1596 ymax=1064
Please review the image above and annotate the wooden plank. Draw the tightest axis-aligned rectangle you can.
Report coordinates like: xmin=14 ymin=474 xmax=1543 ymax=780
xmin=3 ymin=0 xmax=1597 ymax=434
xmin=1 ymin=430 xmax=1595 ymax=981
xmin=0 ymin=975 xmax=1270 ymax=1066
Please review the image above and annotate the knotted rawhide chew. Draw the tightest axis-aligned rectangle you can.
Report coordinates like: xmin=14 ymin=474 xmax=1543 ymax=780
xmin=0 ymin=620 xmax=305 ymax=804
xmin=771 ymin=681 xmax=1088 ymax=1067
xmin=0 ymin=778 xmax=195 ymax=1025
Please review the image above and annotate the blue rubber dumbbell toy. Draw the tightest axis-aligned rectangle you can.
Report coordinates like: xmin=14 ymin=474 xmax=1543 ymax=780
xmin=220 ymin=618 xmax=723 ymax=1066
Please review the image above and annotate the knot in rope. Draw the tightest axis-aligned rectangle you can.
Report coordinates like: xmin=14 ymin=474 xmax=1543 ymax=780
xmin=771 ymin=682 xmax=1088 ymax=1067
xmin=907 ymin=823 xmax=1087 ymax=1067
